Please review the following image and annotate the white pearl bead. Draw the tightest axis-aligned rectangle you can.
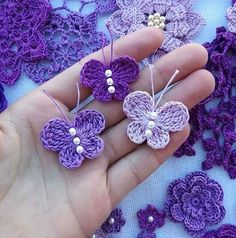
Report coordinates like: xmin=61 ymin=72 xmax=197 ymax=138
xmin=148 ymin=15 xmax=154 ymax=21
xmin=153 ymin=19 xmax=160 ymax=26
xmin=147 ymin=21 xmax=154 ymax=27
xmin=147 ymin=121 xmax=155 ymax=129
xmin=154 ymin=12 xmax=161 ymax=18
xmin=106 ymin=77 xmax=114 ymax=86
xmin=160 ymin=16 xmax=166 ymax=23
xmin=109 ymin=217 xmax=115 ymax=225
xmin=105 ymin=69 xmax=112 ymax=77
xmin=145 ymin=129 xmax=153 ymax=138
xmin=91 ymin=235 xmax=96 ymax=238
xmin=69 ymin=128 xmax=76 ymax=136
xmin=148 ymin=215 xmax=154 ymax=223
xmin=108 ymin=86 xmax=115 ymax=94
xmin=73 ymin=137 xmax=81 ymax=145
xmin=76 ymin=145 xmax=84 ymax=154
xmin=150 ymin=112 xmax=158 ymax=120
xmin=159 ymin=22 xmax=165 ymax=29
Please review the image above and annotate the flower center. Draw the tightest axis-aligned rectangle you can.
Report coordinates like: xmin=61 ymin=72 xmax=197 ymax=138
xmin=148 ymin=215 xmax=154 ymax=223
xmin=105 ymin=69 xmax=115 ymax=94
xmin=147 ymin=12 xmax=166 ymax=29
xmin=109 ymin=217 xmax=115 ymax=225
xmin=69 ymin=128 xmax=84 ymax=154
xmin=192 ymin=197 xmax=200 ymax=206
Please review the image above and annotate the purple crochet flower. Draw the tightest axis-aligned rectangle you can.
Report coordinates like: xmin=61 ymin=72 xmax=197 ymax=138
xmin=92 ymin=228 xmax=107 ymax=238
xmin=24 ymin=12 xmax=107 ymax=84
xmin=165 ymin=172 xmax=226 ymax=237
xmin=40 ymin=109 xmax=105 ymax=169
xmin=81 ymin=56 xmax=139 ymax=102
xmin=227 ymin=3 xmax=236 ymax=33
xmin=107 ymin=0 xmax=204 ymax=59
xmin=0 ymin=84 xmax=7 ymax=112
xmin=202 ymin=224 xmax=236 ymax=238
xmin=101 ymin=208 xmax=125 ymax=233
xmin=137 ymin=205 xmax=165 ymax=233
xmin=0 ymin=0 xmax=51 ymax=85
xmin=137 ymin=231 xmax=156 ymax=238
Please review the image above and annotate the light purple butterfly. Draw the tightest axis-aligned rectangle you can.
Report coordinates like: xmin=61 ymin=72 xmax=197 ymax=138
xmin=123 ymin=67 xmax=189 ymax=149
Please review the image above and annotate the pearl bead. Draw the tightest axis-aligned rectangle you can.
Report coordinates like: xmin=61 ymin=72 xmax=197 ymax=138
xmin=69 ymin=128 xmax=76 ymax=136
xmin=159 ymin=22 xmax=165 ymax=29
xmin=160 ymin=16 xmax=166 ymax=23
xmin=148 ymin=215 xmax=154 ymax=223
xmin=91 ymin=235 xmax=96 ymax=238
xmin=147 ymin=121 xmax=155 ymax=129
xmin=73 ymin=137 xmax=81 ymax=145
xmin=154 ymin=12 xmax=161 ymax=18
xmin=106 ymin=77 xmax=114 ymax=86
xmin=147 ymin=21 xmax=154 ymax=27
xmin=148 ymin=15 xmax=154 ymax=21
xmin=109 ymin=217 xmax=115 ymax=225
xmin=108 ymin=86 xmax=115 ymax=94
xmin=76 ymin=145 xmax=84 ymax=154
xmin=145 ymin=129 xmax=153 ymax=138
xmin=105 ymin=69 xmax=112 ymax=77
xmin=153 ymin=19 xmax=160 ymax=26
xmin=150 ymin=112 xmax=158 ymax=120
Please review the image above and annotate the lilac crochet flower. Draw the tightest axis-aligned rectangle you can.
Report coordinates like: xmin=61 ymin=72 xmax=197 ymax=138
xmin=0 ymin=84 xmax=7 ymax=112
xmin=175 ymin=27 xmax=236 ymax=179
xmin=81 ymin=56 xmax=139 ymax=102
xmin=101 ymin=208 xmax=125 ymax=233
xmin=227 ymin=2 xmax=236 ymax=33
xmin=107 ymin=0 xmax=204 ymax=59
xmin=202 ymin=224 xmax=236 ymax=238
xmin=165 ymin=172 xmax=226 ymax=237
xmin=40 ymin=109 xmax=105 ymax=169
xmin=137 ymin=205 xmax=165 ymax=233
xmin=0 ymin=0 xmax=51 ymax=85
xmin=123 ymin=91 xmax=189 ymax=149
xmin=137 ymin=231 xmax=156 ymax=238
xmin=24 ymin=12 xmax=107 ymax=84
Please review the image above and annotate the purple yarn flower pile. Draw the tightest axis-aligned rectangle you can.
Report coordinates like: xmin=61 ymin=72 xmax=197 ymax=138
xmin=137 ymin=205 xmax=165 ymax=238
xmin=107 ymin=0 xmax=205 ymax=60
xmin=0 ymin=84 xmax=7 ymax=112
xmin=202 ymin=224 xmax=236 ymax=238
xmin=0 ymin=0 xmax=51 ymax=85
xmin=165 ymin=172 xmax=225 ymax=237
xmin=175 ymin=27 xmax=236 ymax=179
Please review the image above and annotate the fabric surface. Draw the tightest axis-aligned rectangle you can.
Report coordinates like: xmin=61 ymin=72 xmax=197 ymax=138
xmin=3 ymin=0 xmax=236 ymax=237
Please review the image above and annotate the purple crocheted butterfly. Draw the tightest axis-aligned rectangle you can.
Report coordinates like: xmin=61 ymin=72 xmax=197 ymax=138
xmin=80 ymin=26 xmax=140 ymax=102
xmin=40 ymin=85 xmax=105 ymax=169
xmin=123 ymin=65 xmax=189 ymax=149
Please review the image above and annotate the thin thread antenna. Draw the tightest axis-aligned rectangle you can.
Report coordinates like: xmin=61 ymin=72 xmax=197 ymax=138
xmin=75 ymin=82 xmax=81 ymax=113
xmin=155 ymin=69 xmax=180 ymax=108
xmin=148 ymin=64 xmax=156 ymax=111
xmin=106 ymin=22 xmax=114 ymax=64
xmin=43 ymin=89 xmax=72 ymax=126
xmin=101 ymin=33 xmax=107 ymax=65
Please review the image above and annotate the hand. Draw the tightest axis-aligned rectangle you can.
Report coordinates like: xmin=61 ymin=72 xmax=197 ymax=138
xmin=0 ymin=28 xmax=214 ymax=238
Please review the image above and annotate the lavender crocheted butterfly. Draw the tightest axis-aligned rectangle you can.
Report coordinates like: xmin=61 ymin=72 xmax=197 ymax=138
xmin=80 ymin=26 xmax=140 ymax=102
xmin=123 ymin=66 xmax=189 ymax=149
xmin=40 ymin=86 xmax=105 ymax=169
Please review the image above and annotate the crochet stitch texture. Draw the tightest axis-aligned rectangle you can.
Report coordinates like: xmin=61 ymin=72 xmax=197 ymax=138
xmin=202 ymin=224 xmax=236 ymax=238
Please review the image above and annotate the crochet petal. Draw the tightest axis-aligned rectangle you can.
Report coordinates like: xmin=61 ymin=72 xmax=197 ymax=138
xmin=82 ymin=136 xmax=104 ymax=159
xmin=166 ymin=4 xmax=187 ymax=21
xmin=117 ymin=0 xmax=143 ymax=9
xmin=122 ymin=8 xmax=145 ymax=24
xmin=123 ymin=91 xmax=154 ymax=120
xmin=156 ymin=101 xmax=189 ymax=132
xmin=166 ymin=20 xmax=190 ymax=38
xmin=93 ymin=82 xmax=113 ymax=102
xmin=147 ymin=126 xmax=170 ymax=149
xmin=170 ymin=204 xmax=185 ymax=222
xmin=80 ymin=59 xmax=106 ymax=88
xmin=205 ymin=203 xmax=225 ymax=225
xmin=59 ymin=144 xmax=84 ymax=169
xmin=113 ymin=81 xmax=129 ymax=101
xmin=184 ymin=215 xmax=205 ymax=232
xmin=40 ymin=118 xmax=71 ymax=152
xmin=162 ymin=32 xmax=185 ymax=52
xmin=75 ymin=109 xmax=105 ymax=136
xmin=176 ymin=0 xmax=195 ymax=9
xmin=186 ymin=12 xmax=205 ymax=38
xmin=127 ymin=121 xmax=146 ymax=144
xmin=153 ymin=0 xmax=172 ymax=15
xmin=111 ymin=56 xmax=139 ymax=84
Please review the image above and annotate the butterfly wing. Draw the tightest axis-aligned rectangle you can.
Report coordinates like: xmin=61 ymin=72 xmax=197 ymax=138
xmin=40 ymin=118 xmax=71 ymax=152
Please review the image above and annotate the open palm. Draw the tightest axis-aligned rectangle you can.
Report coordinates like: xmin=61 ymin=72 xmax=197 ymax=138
xmin=0 ymin=28 xmax=214 ymax=238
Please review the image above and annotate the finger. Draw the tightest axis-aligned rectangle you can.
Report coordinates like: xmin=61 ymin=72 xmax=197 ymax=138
xmin=102 ymin=69 xmax=215 ymax=166
xmin=82 ymin=43 xmax=208 ymax=129
xmin=41 ymin=27 xmax=164 ymax=109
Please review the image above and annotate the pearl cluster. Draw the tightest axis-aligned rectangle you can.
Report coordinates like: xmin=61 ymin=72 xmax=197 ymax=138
xmin=69 ymin=128 xmax=84 ymax=154
xmin=147 ymin=13 xmax=166 ymax=29
xmin=145 ymin=112 xmax=157 ymax=138
xmin=105 ymin=69 xmax=115 ymax=94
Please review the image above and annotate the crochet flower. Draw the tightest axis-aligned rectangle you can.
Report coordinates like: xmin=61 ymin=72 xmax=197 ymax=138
xmin=138 ymin=231 xmax=156 ymax=238
xmin=123 ymin=91 xmax=189 ymax=149
xmin=101 ymin=208 xmax=125 ymax=233
xmin=107 ymin=0 xmax=204 ymax=59
xmin=165 ymin=172 xmax=226 ymax=237
xmin=202 ymin=224 xmax=236 ymax=238
xmin=0 ymin=0 xmax=51 ymax=85
xmin=81 ymin=56 xmax=139 ymax=102
xmin=92 ymin=228 xmax=107 ymax=238
xmin=40 ymin=110 xmax=105 ymax=169
xmin=0 ymin=84 xmax=7 ymax=112
xmin=24 ymin=12 xmax=107 ymax=84
xmin=227 ymin=3 xmax=236 ymax=33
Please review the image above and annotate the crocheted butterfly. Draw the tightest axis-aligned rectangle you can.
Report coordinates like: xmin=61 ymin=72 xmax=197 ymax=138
xmin=123 ymin=66 xmax=189 ymax=149
xmin=80 ymin=25 xmax=140 ymax=102
xmin=40 ymin=85 xmax=105 ymax=169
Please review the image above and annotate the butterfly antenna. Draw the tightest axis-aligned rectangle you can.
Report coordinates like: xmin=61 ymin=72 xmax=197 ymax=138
xmin=101 ymin=33 xmax=107 ymax=65
xmin=75 ymin=82 xmax=81 ymax=113
xmin=106 ymin=22 xmax=114 ymax=64
xmin=42 ymin=89 xmax=72 ymax=126
xmin=155 ymin=69 xmax=180 ymax=108
xmin=148 ymin=64 xmax=156 ymax=111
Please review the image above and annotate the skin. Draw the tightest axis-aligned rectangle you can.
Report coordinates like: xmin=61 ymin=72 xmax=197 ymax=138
xmin=0 ymin=28 xmax=215 ymax=238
